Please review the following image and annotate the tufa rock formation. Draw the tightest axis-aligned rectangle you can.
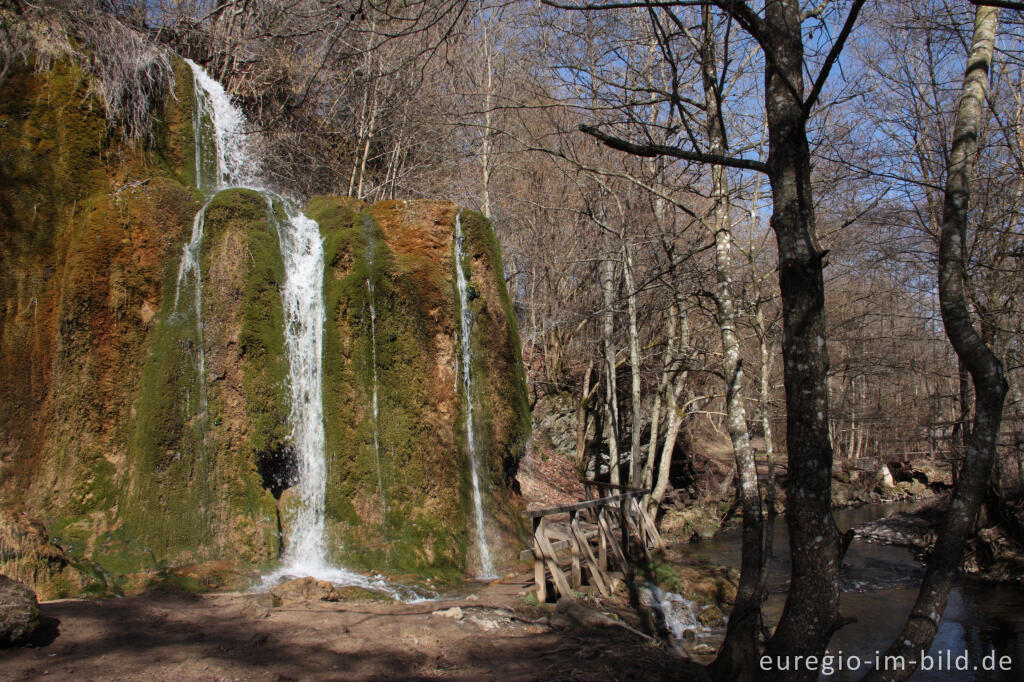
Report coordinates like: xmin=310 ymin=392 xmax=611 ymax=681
xmin=0 ymin=56 xmax=528 ymax=594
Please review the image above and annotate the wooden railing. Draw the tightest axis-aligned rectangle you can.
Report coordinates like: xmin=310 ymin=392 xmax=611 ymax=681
xmin=522 ymin=481 xmax=663 ymax=602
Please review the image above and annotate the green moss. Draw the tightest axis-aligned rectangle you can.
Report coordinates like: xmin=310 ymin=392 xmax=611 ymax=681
xmin=122 ymin=188 xmax=280 ymax=567
xmin=309 ymin=198 xmax=470 ymax=579
xmin=143 ymin=56 xmax=197 ymax=188
xmin=455 ymin=210 xmax=531 ymax=555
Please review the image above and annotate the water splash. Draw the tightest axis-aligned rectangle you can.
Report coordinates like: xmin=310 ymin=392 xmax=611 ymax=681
xmin=639 ymin=583 xmax=710 ymax=641
xmin=454 ymin=211 xmax=496 ymax=578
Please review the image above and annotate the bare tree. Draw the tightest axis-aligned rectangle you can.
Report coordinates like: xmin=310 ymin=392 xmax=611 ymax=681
xmin=866 ymin=5 xmax=1008 ymax=679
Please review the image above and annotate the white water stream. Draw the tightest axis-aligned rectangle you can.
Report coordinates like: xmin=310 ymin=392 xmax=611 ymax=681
xmin=363 ymin=217 xmax=386 ymax=517
xmin=180 ymin=60 xmax=411 ymax=593
xmin=454 ymin=211 xmax=496 ymax=578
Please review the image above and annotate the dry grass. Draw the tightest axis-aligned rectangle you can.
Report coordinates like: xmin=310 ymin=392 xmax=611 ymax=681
xmin=0 ymin=1 xmax=173 ymax=141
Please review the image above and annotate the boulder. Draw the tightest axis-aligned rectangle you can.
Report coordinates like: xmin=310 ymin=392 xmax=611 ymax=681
xmin=268 ymin=577 xmax=342 ymax=603
xmin=0 ymin=575 xmax=40 ymax=646
xmin=698 ymin=605 xmax=725 ymax=628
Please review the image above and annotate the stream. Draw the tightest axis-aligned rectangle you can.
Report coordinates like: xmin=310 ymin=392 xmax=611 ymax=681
xmin=688 ymin=502 xmax=1024 ymax=680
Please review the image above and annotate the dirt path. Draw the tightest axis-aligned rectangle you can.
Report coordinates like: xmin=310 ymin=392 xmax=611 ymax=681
xmin=0 ymin=574 xmax=704 ymax=681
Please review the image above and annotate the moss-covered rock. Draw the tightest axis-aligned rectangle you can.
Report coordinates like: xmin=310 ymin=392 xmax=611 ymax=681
xmin=309 ymin=199 xmax=529 ymax=578
xmin=1 ymin=54 xmax=529 ymax=589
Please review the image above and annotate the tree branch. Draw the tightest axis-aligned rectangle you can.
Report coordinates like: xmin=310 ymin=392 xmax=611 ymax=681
xmin=969 ymin=0 xmax=1024 ymax=10
xmin=579 ymin=124 xmax=768 ymax=172
xmin=802 ymin=0 xmax=866 ymax=121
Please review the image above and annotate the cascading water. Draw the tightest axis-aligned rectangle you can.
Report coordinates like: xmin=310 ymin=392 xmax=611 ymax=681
xmin=277 ymin=204 xmax=328 ymax=568
xmin=171 ymin=203 xmax=211 ymax=421
xmin=182 ymin=59 xmax=402 ymax=591
xmin=367 ymin=277 xmax=385 ymax=510
xmin=454 ymin=211 xmax=496 ymax=578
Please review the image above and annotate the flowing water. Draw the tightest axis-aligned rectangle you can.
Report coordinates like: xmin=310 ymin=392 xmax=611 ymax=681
xmin=276 ymin=204 xmax=328 ymax=569
xmin=689 ymin=503 xmax=1024 ymax=680
xmin=454 ymin=211 xmax=496 ymax=578
xmin=363 ymin=216 xmax=386 ymax=517
xmin=183 ymin=59 xmax=403 ymax=591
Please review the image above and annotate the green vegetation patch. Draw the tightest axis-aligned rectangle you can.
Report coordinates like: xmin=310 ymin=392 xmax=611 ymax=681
xmin=310 ymin=197 xmax=469 ymax=579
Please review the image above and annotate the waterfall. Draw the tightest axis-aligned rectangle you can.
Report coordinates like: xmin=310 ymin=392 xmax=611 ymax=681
xmin=277 ymin=204 xmax=328 ymax=568
xmin=184 ymin=59 xmax=334 ymax=575
xmin=364 ymin=216 xmax=387 ymax=516
xmin=454 ymin=211 xmax=496 ymax=578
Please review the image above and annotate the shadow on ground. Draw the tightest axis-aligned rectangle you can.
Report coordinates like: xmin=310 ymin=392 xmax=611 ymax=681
xmin=0 ymin=590 xmax=709 ymax=680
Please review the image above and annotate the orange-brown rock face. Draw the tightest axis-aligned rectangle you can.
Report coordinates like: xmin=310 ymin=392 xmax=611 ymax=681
xmin=1 ymin=59 xmax=529 ymax=593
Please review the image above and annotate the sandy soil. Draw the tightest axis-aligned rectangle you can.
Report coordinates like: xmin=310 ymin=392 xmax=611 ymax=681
xmin=0 ymin=574 xmax=705 ymax=681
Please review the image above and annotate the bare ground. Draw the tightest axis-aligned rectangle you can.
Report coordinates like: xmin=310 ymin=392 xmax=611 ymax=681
xmin=0 ymin=574 xmax=707 ymax=681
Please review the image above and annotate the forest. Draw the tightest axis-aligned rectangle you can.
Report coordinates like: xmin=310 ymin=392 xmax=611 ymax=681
xmin=1 ymin=0 xmax=1023 ymax=680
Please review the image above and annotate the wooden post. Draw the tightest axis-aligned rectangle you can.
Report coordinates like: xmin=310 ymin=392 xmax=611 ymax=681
xmin=570 ymin=510 xmax=581 ymax=588
xmin=532 ymin=516 xmax=546 ymax=603
xmin=570 ymin=513 xmax=609 ymax=596
xmin=598 ymin=507 xmax=608 ymax=571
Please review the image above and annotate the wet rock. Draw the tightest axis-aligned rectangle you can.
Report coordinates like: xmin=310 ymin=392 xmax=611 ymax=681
xmin=698 ymin=605 xmax=724 ymax=628
xmin=168 ymin=560 xmax=258 ymax=592
xmin=0 ymin=575 xmax=40 ymax=646
xmin=855 ymin=498 xmax=946 ymax=548
xmin=433 ymin=606 xmax=464 ymax=620
xmin=269 ymin=577 xmax=342 ymax=603
xmin=0 ymin=511 xmax=71 ymax=599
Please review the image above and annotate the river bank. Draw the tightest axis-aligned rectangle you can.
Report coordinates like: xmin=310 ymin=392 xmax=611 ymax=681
xmin=689 ymin=500 xmax=1024 ymax=680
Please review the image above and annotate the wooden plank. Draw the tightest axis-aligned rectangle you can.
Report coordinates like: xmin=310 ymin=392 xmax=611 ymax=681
xmin=535 ymin=517 xmax=573 ymax=598
xmin=532 ymin=517 xmax=546 ymax=603
xmin=570 ymin=514 xmax=609 ymax=597
xmin=581 ymin=480 xmax=651 ymax=495
xmin=597 ymin=506 xmax=629 ymax=574
xmin=569 ymin=510 xmax=581 ymax=588
xmin=632 ymin=497 xmax=664 ymax=550
xmin=598 ymin=507 xmax=608 ymax=571
xmin=623 ymin=506 xmax=651 ymax=561
xmin=518 ymin=527 xmax=600 ymax=561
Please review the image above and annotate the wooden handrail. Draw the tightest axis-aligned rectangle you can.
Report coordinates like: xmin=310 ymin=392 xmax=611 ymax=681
xmin=522 ymin=490 xmax=649 ymax=518
xmin=581 ymin=480 xmax=650 ymax=495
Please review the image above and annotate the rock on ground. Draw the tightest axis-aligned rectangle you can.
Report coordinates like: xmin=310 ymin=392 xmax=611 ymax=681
xmin=268 ymin=576 xmax=343 ymax=603
xmin=0 ymin=575 xmax=40 ymax=646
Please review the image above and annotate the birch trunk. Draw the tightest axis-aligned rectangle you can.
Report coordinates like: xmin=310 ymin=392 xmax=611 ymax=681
xmin=649 ymin=305 xmax=689 ymax=515
xmin=643 ymin=302 xmax=679 ymax=494
xmin=623 ymin=240 xmax=644 ymax=486
xmin=600 ymin=256 xmax=621 ymax=485
xmin=701 ymin=8 xmax=764 ymax=678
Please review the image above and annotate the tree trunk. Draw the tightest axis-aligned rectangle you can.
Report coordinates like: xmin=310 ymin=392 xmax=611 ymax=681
xmin=755 ymin=304 xmax=778 ymax=602
xmin=649 ymin=305 xmax=689 ymax=515
xmin=865 ymin=7 xmax=1008 ymax=680
xmin=623 ymin=240 xmax=644 ymax=486
xmin=643 ymin=302 xmax=679 ymax=494
xmin=760 ymin=1 xmax=844 ymax=675
xmin=576 ymin=359 xmax=594 ymax=471
xmin=701 ymin=7 xmax=764 ymax=678
xmin=600 ymin=256 xmax=621 ymax=485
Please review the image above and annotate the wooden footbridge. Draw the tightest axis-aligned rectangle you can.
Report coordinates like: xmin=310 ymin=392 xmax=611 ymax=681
xmin=521 ymin=481 xmax=663 ymax=602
